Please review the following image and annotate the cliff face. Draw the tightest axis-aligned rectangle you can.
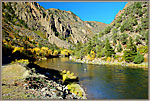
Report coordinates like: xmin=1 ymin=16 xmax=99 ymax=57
xmin=2 ymin=2 xmax=108 ymax=48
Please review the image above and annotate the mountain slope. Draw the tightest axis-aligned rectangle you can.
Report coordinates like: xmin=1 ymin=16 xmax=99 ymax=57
xmin=73 ymin=2 xmax=148 ymax=64
xmin=2 ymin=2 xmax=107 ymax=49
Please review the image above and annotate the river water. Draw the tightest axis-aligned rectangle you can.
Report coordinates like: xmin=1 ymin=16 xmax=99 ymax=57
xmin=36 ymin=57 xmax=148 ymax=99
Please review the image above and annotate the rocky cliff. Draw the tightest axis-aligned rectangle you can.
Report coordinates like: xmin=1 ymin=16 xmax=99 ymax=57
xmin=2 ymin=2 xmax=108 ymax=48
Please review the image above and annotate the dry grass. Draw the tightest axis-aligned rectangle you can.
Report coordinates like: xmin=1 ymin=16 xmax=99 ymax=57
xmin=2 ymin=63 xmax=30 ymax=99
xmin=2 ymin=63 xmax=27 ymax=84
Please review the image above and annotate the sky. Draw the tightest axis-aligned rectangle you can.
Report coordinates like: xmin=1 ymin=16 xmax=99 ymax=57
xmin=37 ymin=2 xmax=127 ymax=24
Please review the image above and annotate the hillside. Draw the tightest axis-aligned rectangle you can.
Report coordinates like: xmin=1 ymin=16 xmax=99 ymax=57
xmin=73 ymin=2 xmax=148 ymax=64
xmin=2 ymin=2 xmax=107 ymax=49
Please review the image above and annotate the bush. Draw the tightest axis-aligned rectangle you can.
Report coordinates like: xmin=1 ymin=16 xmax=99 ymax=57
xmin=55 ymin=32 xmax=59 ymax=37
xmin=141 ymin=17 xmax=148 ymax=30
xmin=99 ymin=31 xmax=104 ymax=37
xmin=96 ymin=48 xmax=105 ymax=58
xmin=115 ymin=23 xmax=121 ymax=28
xmin=133 ymin=52 xmax=144 ymax=64
xmin=137 ymin=46 xmax=148 ymax=54
xmin=119 ymin=33 xmax=128 ymax=45
xmin=133 ymin=2 xmax=142 ymax=9
xmin=106 ymin=57 xmax=111 ymax=62
xmin=135 ymin=25 xmax=142 ymax=32
xmin=38 ymin=43 xmax=42 ymax=48
xmin=104 ymin=26 xmax=111 ymax=34
xmin=90 ymin=50 xmax=96 ymax=58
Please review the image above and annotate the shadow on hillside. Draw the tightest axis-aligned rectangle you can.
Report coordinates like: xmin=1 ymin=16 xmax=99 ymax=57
xmin=2 ymin=56 xmax=15 ymax=65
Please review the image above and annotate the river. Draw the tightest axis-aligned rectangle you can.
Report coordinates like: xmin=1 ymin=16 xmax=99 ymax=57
xmin=36 ymin=57 xmax=148 ymax=99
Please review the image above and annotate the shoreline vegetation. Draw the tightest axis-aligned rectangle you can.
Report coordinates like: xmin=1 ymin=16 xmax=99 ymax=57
xmin=69 ymin=56 xmax=148 ymax=69
xmin=2 ymin=60 xmax=87 ymax=99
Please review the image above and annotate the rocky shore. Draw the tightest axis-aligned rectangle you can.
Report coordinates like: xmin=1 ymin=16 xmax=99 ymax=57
xmin=2 ymin=62 xmax=86 ymax=99
xmin=69 ymin=56 xmax=148 ymax=68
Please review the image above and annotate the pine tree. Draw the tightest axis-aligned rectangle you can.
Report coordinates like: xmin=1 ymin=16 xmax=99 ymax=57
xmin=123 ymin=36 xmax=137 ymax=62
xmin=133 ymin=52 xmax=144 ymax=64
xmin=104 ymin=38 xmax=115 ymax=57
xmin=127 ymin=36 xmax=137 ymax=53
xmin=117 ymin=42 xmax=122 ymax=52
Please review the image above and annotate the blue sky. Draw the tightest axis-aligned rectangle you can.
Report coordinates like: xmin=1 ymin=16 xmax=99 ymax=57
xmin=37 ymin=2 xmax=127 ymax=24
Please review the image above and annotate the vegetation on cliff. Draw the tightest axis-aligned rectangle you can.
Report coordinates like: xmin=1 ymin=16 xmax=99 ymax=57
xmin=73 ymin=2 xmax=148 ymax=65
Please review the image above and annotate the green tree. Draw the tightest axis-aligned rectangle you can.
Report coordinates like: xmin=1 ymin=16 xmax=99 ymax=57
xmin=97 ymin=48 xmax=105 ymax=58
xmin=115 ymin=23 xmax=121 ymax=28
xmin=120 ymin=33 xmax=128 ymax=45
xmin=123 ymin=37 xmax=137 ymax=62
xmin=38 ymin=43 xmax=42 ymax=48
xmin=104 ymin=38 xmax=115 ymax=57
xmin=135 ymin=35 xmax=141 ymax=45
xmin=133 ymin=52 xmax=144 ymax=64
xmin=104 ymin=26 xmax=111 ymax=34
xmin=127 ymin=36 xmax=137 ymax=53
xmin=112 ymin=28 xmax=118 ymax=34
xmin=99 ymin=31 xmax=104 ymax=37
xmin=117 ymin=42 xmax=122 ymax=52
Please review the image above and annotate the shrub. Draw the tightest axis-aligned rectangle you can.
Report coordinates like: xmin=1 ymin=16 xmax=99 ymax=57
xmin=61 ymin=49 xmax=71 ymax=56
xmin=115 ymin=23 xmax=121 ymax=28
xmin=133 ymin=2 xmax=142 ymax=9
xmin=137 ymin=46 xmax=148 ymax=54
xmin=38 ymin=43 xmax=42 ymax=48
xmin=133 ymin=52 xmax=144 ymax=64
xmin=53 ymin=50 xmax=59 ymax=56
xmin=104 ymin=26 xmax=111 ymax=34
xmin=90 ymin=50 xmax=96 ymax=58
xmin=112 ymin=28 xmax=118 ymax=34
xmin=106 ymin=57 xmax=111 ymax=62
xmin=11 ymin=59 xmax=29 ymax=65
xmin=96 ymin=48 xmax=105 ymax=58
xmin=61 ymin=70 xmax=77 ymax=83
xmin=67 ymin=83 xmax=83 ymax=98
xmin=119 ymin=33 xmax=128 ymax=45
xmin=99 ymin=31 xmax=104 ymax=37
xmin=141 ymin=17 xmax=148 ymax=30
xmin=55 ymin=32 xmax=60 ymax=37
xmin=12 ymin=47 xmax=24 ymax=53
xmin=135 ymin=25 xmax=142 ymax=32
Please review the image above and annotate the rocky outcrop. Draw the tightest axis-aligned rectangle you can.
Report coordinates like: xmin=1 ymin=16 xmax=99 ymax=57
xmin=2 ymin=2 xmax=107 ymax=48
xmin=84 ymin=21 xmax=108 ymax=34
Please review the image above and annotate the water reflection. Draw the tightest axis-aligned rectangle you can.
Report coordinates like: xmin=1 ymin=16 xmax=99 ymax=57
xmin=36 ymin=58 xmax=148 ymax=99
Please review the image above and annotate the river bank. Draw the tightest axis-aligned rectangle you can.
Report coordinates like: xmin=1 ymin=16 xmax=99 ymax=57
xmin=69 ymin=56 xmax=148 ymax=68
xmin=2 ymin=61 xmax=86 ymax=99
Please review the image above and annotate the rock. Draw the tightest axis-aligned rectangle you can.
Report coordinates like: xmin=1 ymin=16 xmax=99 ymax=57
xmin=23 ymin=70 xmax=30 ymax=78
xmin=41 ymin=87 xmax=47 ymax=92
xmin=56 ymin=86 xmax=63 ymax=91
xmin=39 ymin=74 xmax=46 ymax=78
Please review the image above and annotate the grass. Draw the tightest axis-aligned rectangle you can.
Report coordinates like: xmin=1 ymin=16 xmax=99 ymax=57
xmin=2 ymin=64 xmax=27 ymax=82
xmin=2 ymin=63 xmax=31 ymax=99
